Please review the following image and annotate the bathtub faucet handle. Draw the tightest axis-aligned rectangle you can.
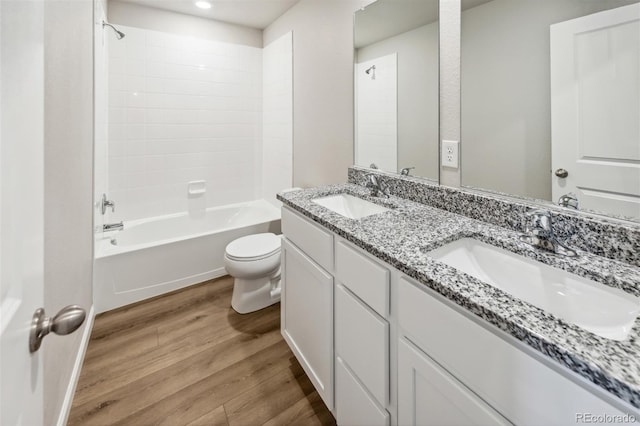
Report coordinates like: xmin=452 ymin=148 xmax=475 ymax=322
xmin=103 ymin=221 xmax=124 ymax=232
xmin=101 ymin=193 xmax=115 ymax=215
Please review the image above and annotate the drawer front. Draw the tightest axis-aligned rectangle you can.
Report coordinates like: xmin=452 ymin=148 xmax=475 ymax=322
xmin=336 ymin=283 xmax=389 ymax=406
xmin=398 ymin=276 xmax=634 ymax=425
xmin=281 ymin=206 xmax=333 ymax=272
xmin=336 ymin=356 xmax=390 ymax=426
xmin=335 ymin=240 xmax=389 ymax=317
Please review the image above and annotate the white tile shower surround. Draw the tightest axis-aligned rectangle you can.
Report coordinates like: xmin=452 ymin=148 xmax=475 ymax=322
xmin=107 ymin=26 xmax=272 ymax=221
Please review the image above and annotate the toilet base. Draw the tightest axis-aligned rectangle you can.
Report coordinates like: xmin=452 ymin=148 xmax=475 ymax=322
xmin=231 ymin=272 xmax=281 ymax=314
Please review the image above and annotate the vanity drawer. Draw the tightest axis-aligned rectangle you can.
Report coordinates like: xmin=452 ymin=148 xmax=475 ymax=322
xmin=335 ymin=239 xmax=390 ymax=317
xmin=281 ymin=206 xmax=333 ymax=272
xmin=398 ymin=276 xmax=633 ymax=425
xmin=335 ymin=283 xmax=389 ymax=406
xmin=336 ymin=356 xmax=390 ymax=426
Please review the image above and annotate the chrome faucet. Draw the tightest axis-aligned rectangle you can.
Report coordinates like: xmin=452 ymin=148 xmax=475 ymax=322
xmin=101 ymin=193 xmax=116 ymax=215
xmin=520 ymin=210 xmax=577 ymax=257
xmin=103 ymin=221 xmax=124 ymax=232
xmin=558 ymin=193 xmax=579 ymax=209
xmin=366 ymin=174 xmax=391 ymax=198
xmin=400 ymin=167 xmax=415 ymax=176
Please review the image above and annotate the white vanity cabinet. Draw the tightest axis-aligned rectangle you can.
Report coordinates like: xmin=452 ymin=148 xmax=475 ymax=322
xmin=334 ymin=240 xmax=391 ymax=425
xmin=281 ymin=207 xmax=335 ymax=410
xmin=398 ymin=276 xmax=638 ymax=426
xmin=281 ymin=207 xmax=393 ymax=423
xmin=281 ymin=205 xmax=639 ymax=426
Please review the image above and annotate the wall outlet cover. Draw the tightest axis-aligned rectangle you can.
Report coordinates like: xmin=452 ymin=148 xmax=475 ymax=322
xmin=442 ymin=140 xmax=459 ymax=169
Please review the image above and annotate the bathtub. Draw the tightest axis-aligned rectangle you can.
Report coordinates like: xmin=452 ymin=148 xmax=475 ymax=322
xmin=94 ymin=199 xmax=281 ymax=313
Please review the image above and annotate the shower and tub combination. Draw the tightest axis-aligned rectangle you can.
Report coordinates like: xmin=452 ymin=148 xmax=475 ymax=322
xmin=94 ymin=200 xmax=280 ymax=313
xmin=94 ymin=19 xmax=293 ymax=313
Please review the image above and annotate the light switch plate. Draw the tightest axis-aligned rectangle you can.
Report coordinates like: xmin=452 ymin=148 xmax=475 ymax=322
xmin=442 ymin=140 xmax=459 ymax=168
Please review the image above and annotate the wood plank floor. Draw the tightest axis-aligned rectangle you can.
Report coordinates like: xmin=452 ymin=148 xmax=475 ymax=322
xmin=68 ymin=276 xmax=336 ymax=426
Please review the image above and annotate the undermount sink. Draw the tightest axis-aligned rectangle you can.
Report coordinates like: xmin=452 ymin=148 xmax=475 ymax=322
xmin=427 ymin=238 xmax=640 ymax=341
xmin=312 ymin=193 xmax=390 ymax=219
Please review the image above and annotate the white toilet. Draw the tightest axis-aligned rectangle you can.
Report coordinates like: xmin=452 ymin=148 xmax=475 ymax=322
xmin=224 ymin=232 xmax=282 ymax=314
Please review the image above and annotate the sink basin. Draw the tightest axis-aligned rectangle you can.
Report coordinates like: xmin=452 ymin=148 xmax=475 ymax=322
xmin=312 ymin=194 xmax=390 ymax=219
xmin=427 ymin=238 xmax=640 ymax=341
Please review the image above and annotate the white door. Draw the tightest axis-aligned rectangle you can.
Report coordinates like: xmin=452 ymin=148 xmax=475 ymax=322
xmin=551 ymin=3 xmax=640 ymax=219
xmin=0 ymin=1 xmax=45 ymax=425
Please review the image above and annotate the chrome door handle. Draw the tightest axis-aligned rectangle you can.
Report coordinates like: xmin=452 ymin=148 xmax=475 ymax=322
xmin=555 ymin=168 xmax=569 ymax=178
xmin=29 ymin=305 xmax=86 ymax=353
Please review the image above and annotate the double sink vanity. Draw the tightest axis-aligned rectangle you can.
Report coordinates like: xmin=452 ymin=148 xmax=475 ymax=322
xmin=277 ymin=169 xmax=640 ymax=426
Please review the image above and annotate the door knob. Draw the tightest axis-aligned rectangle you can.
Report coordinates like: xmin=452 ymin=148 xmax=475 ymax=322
xmin=555 ymin=168 xmax=569 ymax=178
xmin=29 ymin=305 xmax=86 ymax=353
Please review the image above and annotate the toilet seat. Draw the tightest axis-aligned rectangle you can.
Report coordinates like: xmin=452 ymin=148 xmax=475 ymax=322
xmin=225 ymin=233 xmax=281 ymax=261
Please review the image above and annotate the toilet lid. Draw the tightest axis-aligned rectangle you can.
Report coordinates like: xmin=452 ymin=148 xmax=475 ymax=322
xmin=226 ymin=233 xmax=281 ymax=261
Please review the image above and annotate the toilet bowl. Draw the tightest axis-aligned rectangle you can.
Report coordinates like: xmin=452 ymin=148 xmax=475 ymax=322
xmin=224 ymin=232 xmax=282 ymax=314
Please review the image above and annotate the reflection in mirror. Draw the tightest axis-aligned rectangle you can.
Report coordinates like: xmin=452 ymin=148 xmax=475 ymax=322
xmin=461 ymin=0 xmax=640 ymax=221
xmin=354 ymin=0 xmax=439 ymax=180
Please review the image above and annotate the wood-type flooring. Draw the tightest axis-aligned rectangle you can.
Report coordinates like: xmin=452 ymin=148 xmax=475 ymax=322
xmin=68 ymin=276 xmax=336 ymax=426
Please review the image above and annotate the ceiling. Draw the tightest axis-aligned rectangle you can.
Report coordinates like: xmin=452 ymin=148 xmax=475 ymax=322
xmin=116 ymin=0 xmax=300 ymax=29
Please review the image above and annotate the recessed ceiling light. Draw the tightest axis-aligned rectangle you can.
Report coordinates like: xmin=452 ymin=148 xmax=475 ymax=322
xmin=195 ymin=1 xmax=212 ymax=9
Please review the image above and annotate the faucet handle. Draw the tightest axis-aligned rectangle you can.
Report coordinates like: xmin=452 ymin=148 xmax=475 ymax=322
xmin=526 ymin=209 xmax=552 ymax=237
xmin=558 ymin=193 xmax=579 ymax=209
xmin=101 ymin=193 xmax=116 ymax=215
xmin=400 ymin=167 xmax=415 ymax=176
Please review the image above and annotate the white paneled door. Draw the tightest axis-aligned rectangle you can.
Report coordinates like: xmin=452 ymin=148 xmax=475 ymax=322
xmin=0 ymin=1 xmax=45 ymax=425
xmin=551 ymin=3 xmax=640 ymax=219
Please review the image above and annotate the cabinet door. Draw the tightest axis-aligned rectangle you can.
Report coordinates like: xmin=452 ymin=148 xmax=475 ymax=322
xmin=398 ymin=338 xmax=510 ymax=426
xmin=281 ymin=238 xmax=334 ymax=410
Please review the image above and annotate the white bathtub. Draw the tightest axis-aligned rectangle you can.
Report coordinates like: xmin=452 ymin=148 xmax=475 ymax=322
xmin=94 ymin=199 xmax=281 ymax=313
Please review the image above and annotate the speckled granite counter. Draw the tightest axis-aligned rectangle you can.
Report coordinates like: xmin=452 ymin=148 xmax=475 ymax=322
xmin=277 ymin=183 xmax=640 ymax=410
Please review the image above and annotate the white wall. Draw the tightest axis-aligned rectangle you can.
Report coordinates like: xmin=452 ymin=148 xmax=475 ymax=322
xmin=264 ymin=0 xmax=371 ymax=188
xmin=43 ymin=0 xmax=94 ymax=424
xmin=95 ymin=0 xmax=109 ymax=233
xmin=355 ymin=54 xmax=398 ymax=172
xmin=107 ymin=26 xmax=263 ymax=221
xmin=262 ymin=31 xmax=293 ymax=205
xmin=460 ymin=0 xmax=638 ymax=199
xmin=108 ymin=0 xmax=262 ymax=48
xmin=357 ymin=22 xmax=439 ymax=179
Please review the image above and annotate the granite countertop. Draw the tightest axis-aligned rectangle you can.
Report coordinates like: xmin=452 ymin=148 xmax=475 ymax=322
xmin=277 ymin=183 xmax=640 ymax=410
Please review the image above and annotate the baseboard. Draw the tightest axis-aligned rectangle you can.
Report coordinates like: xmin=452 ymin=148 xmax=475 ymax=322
xmin=56 ymin=304 xmax=95 ymax=426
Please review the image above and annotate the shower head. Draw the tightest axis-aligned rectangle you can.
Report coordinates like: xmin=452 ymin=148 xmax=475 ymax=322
xmin=102 ymin=20 xmax=125 ymax=40
xmin=365 ymin=65 xmax=376 ymax=79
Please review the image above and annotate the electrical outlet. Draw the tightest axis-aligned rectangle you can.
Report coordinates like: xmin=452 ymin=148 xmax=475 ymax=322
xmin=442 ymin=140 xmax=459 ymax=168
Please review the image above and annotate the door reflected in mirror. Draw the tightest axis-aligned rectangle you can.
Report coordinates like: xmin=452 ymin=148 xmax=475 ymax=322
xmin=461 ymin=0 xmax=640 ymax=221
xmin=354 ymin=0 xmax=439 ymax=180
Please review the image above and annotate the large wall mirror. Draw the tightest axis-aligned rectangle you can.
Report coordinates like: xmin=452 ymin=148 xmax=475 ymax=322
xmin=461 ymin=0 xmax=640 ymax=221
xmin=353 ymin=0 xmax=439 ymax=180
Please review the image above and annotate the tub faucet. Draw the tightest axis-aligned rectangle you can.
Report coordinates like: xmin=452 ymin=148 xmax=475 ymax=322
xmin=558 ymin=193 xmax=579 ymax=209
xmin=366 ymin=174 xmax=391 ymax=198
xmin=400 ymin=167 xmax=415 ymax=176
xmin=101 ymin=193 xmax=115 ymax=215
xmin=103 ymin=221 xmax=124 ymax=232
xmin=520 ymin=210 xmax=577 ymax=257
